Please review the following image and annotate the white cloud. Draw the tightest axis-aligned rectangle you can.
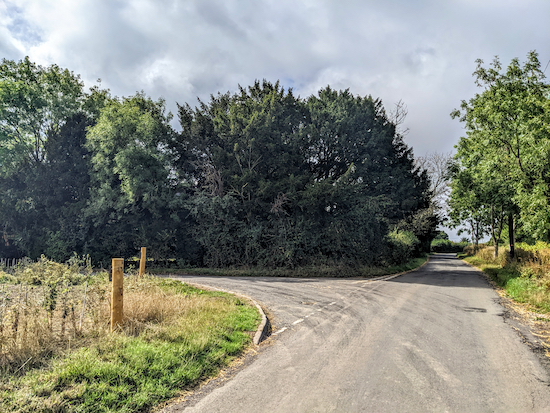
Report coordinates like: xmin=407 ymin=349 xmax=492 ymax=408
xmin=1 ymin=0 xmax=549 ymax=156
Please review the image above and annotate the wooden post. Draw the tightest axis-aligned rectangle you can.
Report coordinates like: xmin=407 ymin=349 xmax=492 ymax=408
xmin=139 ymin=247 xmax=146 ymax=277
xmin=111 ymin=258 xmax=124 ymax=332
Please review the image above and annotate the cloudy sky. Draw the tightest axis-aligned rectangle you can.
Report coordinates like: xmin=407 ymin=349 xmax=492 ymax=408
xmin=1 ymin=0 xmax=549 ymax=158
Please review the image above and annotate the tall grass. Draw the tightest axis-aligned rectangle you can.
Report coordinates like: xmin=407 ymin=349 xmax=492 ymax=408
xmin=464 ymin=244 xmax=550 ymax=313
xmin=0 ymin=256 xmax=105 ymax=375
xmin=0 ymin=257 xmax=260 ymax=412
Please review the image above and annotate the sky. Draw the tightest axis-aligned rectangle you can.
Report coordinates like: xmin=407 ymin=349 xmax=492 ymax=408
xmin=2 ymin=0 xmax=549 ymax=156
xmin=1 ymin=0 xmax=549 ymax=238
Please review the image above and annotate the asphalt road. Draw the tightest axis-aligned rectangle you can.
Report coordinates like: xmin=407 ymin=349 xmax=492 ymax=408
xmin=164 ymin=254 xmax=550 ymax=413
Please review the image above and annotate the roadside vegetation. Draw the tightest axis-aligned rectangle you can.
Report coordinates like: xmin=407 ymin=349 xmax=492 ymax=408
xmin=0 ymin=258 xmax=260 ymax=412
xmin=462 ymin=243 xmax=550 ymax=313
xmin=149 ymin=256 xmax=428 ymax=278
xmin=0 ymin=57 xmax=436 ymax=271
xmin=448 ymin=51 xmax=550 ymax=255
xmin=446 ymin=49 xmax=550 ymax=317
xmin=430 ymin=231 xmax=468 ymax=253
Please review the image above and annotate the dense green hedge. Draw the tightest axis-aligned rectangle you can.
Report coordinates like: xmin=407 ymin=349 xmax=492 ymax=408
xmin=0 ymin=58 xmax=436 ymax=268
xmin=430 ymin=239 xmax=468 ymax=253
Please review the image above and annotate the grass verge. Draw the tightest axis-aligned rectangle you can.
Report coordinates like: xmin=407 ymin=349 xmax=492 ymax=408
xmin=463 ymin=247 xmax=550 ymax=313
xmin=0 ymin=260 xmax=260 ymax=413
xmin=149 ymin=256 xmax=428 ymax=278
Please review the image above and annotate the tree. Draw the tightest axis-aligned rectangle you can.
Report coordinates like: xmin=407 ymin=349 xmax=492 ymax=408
xmin=84 ymin=93 xmax=199 ymax=264
xmin=415 ymin=151 xmax=452 ymax=211
xmin=0 ymin=57 xmax=105 ymax=259
xmin=306 ymin=87 xmax=431 ymax=223
xmin=447 ymin=170 xmax=489 ymax=251
xmin=177 ymin=81 xmax=312 ymax=266
xmin=450 ymin=51 xmax=550 ymax=253
xmin=176 ymin=82 xmax=432 ymax=267
xmin=449 ymin=138 xmax=516 ymax=257
xmin=0 ymin=57 xmax=84 ymax=166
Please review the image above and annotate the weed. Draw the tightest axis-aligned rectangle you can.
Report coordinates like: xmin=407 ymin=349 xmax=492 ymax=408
xmin=464 ymin=245 xmax=550 ymax=314
xmin=0 ymin=263 xmax=260 ymax=412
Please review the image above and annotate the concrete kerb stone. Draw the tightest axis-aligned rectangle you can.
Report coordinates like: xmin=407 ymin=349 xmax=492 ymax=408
xmin=169 ymin=278 xmax=270 ymax=345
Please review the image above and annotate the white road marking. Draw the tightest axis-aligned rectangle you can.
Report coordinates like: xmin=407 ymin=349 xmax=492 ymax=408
xmin=293 ymin=318 xmax=304 ymax=325
xmin=328 ymin=302 xmax=337 ymax=306
xmin=273 ymin=327 xmax=287 ymax=335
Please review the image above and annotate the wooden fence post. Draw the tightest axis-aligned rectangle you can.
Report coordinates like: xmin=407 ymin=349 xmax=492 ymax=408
xmin=139 ymin=247 xmax=146 ymax=277
xmin=111 ymin=258 xmax=124 ymax=332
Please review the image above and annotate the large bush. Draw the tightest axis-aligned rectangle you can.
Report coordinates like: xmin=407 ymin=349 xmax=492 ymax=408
xmin=386 ymin=230 xmax=420 ymax=264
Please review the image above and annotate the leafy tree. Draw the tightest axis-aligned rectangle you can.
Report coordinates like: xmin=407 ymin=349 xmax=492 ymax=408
xmin=0 ymin=57 xmax=105 ymax=259
xmin=448 ymin=143 xmax=515 ymax=257
xmin=85 ymin=93 xmax=198 ymax=264
xmin=178 ymin=81 xmax=312 ymax=266
xmin=178 ymin=82 xmax=431 ymax=267
xmin=447 ymin=170 xmax=489 ymax=251
xmin=0 ymin=59 xmax=434 ymax=268
xmin=21 ymin=113 xmax=93 ymax=260
xmin=0 ymin=57 xmax=84 ymax=166
xmin=306 ymin=88 xmax=430 ymax=221
xmin=433 ymin=231 xmax=449 ymax=240
xmin=450 ymin=51 xmax=550 ymax=253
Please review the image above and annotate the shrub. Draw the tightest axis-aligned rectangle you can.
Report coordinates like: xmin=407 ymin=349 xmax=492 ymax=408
xmin=430 ymin=239 xmax=468 ymax=253
xmin=386 ymin=230 xmax=420 ymax=264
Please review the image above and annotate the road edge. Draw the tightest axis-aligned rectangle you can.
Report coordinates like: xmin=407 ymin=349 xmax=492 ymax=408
xmin=459 ymin=257 xmax=550 ymax=372
xmin=362 ymin=255 xmax=431 ymax=283
xmin=167 ymin=256 xmax=430 ymax=345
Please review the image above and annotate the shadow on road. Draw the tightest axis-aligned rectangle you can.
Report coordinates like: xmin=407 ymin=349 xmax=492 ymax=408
xmin=388 ymin=253 xmax=493 ymax=289
xmin=172 ymin=254 xmax=491 ymax=290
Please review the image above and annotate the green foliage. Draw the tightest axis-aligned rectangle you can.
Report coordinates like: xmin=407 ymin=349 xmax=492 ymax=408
xmin=430 ymin=239 xmax=468 ymax=253
xmin=386 ymin=230 xmax=420 ymax=264
xmin=84 ymin=94 xmax=199 ymax=265
xmin=12 ymin=255 xmax=92 ymax=286
xmin=450 ymin=51 xmax=550 ymax=248
xmin=0 ymin=57 xmax=107 ymax=261
xmin=434 ymin=231 xmax=449 ymax=240
xmin=181 ymin=81 xmax=431 ymax=267
xmin=0 ymin=56 xmax=84 ymax=167
xmin=1 ymin=58 xmax=433 ymax=269
xmin=464 ymin=245 xmax=550 ymax=313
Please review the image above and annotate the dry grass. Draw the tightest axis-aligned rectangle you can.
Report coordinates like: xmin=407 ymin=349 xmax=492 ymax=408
xmin=463 ymin=244 xmax=550 ymax=361
xmin=0 ymin=258 xmax=241 ymax=376
xmin=465 ymin=244 xmax=550 ymax=313
xmin=0 ymin=259 xmax=261 ymax=412
xmin=0 ymin=265 xmax=107 ymax=374
xmin=120 ymin=277 xmax=237 ymax=339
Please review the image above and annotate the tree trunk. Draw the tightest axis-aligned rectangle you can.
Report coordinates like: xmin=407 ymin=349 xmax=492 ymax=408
xmin=508 ymin=213 xmax=515 ymax=260
xmin=474 ymin=220 xmax=480 ymax=251
xmin=470 ymin=219 xmax=479 ymax=252
xmin=491 ymin=206 xmax=498 ymax=258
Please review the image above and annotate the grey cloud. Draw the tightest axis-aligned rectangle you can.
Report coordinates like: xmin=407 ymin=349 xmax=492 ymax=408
xmin=1 ymin=0 xmax=549 ymax=156
xmin=5 ymin=3 xmax=42 ymax=47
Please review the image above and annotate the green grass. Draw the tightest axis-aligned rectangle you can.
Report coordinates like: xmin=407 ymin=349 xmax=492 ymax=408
xmin=464 ymin=254 xmax=550 ymax=313
xmin=0 ymin=277 xmax=260 ymax=413
xmin=149 ymin=256 xmax=428 ymax=278
xmin=0 ymin=256 xmax=428 ymax=412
